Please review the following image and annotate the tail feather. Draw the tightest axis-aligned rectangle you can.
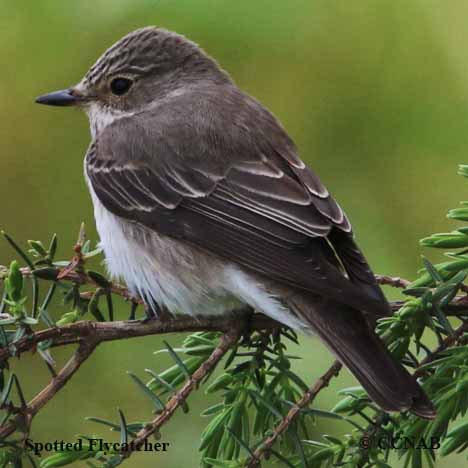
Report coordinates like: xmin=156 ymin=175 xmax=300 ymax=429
xmin=287 ymin=294 xmax=436 ymax=419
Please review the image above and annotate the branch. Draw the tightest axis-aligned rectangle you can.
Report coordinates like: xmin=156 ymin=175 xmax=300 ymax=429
xmin=0 ymin=312 xmax=276 ymax=439
xmin=415 ymin=320 xmax=468 ymax=376
xmin=2 ymin=299 xmax=467 ymax=366
xmin=0 ymin=311 xmax=276 ymax=365
xmin=0 ymin=300 xmax=466 ymax=443
xmin=18 ymin=266 xmax=141 ymax=305
xmin=0 ymin=339 xmax=97 ymax=440
xmin=246 ymin=360 xmax=343 ymax=468
xmin=121 ymin=328 xmax=242 ymax=459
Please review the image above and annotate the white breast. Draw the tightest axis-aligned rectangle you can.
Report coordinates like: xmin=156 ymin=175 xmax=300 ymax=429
xmin=88 ymin=186 xmax=215 ymax=314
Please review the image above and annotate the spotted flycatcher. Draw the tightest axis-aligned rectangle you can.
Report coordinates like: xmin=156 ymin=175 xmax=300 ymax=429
xmin=36 ymin=27 xmax=435 ymax=418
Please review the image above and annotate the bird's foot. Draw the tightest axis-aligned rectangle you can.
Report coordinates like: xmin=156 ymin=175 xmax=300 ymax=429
xmin=238 ymin=306 xmax=255 ymax=346
xmin=141 ymin=302 xmax=173 ymax=324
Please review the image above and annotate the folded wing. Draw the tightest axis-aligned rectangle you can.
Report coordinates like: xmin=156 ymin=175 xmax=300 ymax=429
xmin=86 ymin=88 xmax=389 ymax=316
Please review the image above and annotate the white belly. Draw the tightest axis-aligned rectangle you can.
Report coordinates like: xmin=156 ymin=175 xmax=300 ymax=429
xmin=89 ymin=187 xmax=306 ymax=329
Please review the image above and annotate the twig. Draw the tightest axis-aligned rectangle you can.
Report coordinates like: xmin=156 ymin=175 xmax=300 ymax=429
xmin=375 ymin=275 xmax=411 ymax=289
xmin=394 ymin=298 xmax=468 ymax=315
xmin=415 ymin=320 xmax=468 ymax=376
xmin=17 ymin=266 xmax=141 ymax=304
xmin=121 ymin=327 xmax=242 ymax=458
xmin=0 ymin=340 xmax=97 ymax=440
xmin=246 ymin=360 xmax=343 ymax=468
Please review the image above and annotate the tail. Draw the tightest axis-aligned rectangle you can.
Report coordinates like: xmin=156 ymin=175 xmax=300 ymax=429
xmin=286 ymin=294 xmax=436 ymax=419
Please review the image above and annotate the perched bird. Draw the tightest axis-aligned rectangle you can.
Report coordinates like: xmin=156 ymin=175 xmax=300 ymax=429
xmin=36 ymin=27 xmax=435 ymax=418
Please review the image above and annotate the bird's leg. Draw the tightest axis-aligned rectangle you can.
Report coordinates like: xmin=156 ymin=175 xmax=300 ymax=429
xmin=238 ymin=306 xmax=256 ymax=346
xmin=142 ymin=301 xmax=173 ymax=323
xmin=155 ymin=304 xmax=173 ymax=323
xmin=128 ymin=302 xmax=138 ymax=321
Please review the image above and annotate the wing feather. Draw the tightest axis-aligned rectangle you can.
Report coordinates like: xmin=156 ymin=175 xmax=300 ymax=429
xmin=86 ymin=86 xmax=388 ymax=316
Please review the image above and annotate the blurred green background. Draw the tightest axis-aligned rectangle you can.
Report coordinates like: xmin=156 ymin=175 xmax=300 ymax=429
xmin=1 ymin=0 xmax=467 ymax=466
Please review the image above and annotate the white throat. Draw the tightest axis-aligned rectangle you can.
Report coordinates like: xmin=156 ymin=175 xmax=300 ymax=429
xmin=86 ymin=103 xmax=132 ymax=138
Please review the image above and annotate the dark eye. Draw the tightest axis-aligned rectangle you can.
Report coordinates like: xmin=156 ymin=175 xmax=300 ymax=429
xmin=110 ymin=77 xmax=133 ymax=96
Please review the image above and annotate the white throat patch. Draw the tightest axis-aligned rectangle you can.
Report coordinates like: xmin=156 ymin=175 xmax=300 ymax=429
xmin=86 ymin=103 xmax=132 ymax=138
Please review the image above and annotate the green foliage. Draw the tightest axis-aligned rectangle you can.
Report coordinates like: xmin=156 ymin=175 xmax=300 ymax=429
xmin=0 ymin=166 xmax=468 ymax=467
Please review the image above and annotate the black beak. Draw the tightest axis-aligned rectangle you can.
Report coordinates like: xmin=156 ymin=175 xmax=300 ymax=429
xmin=35 ymin=89 xmax=82 ymax=107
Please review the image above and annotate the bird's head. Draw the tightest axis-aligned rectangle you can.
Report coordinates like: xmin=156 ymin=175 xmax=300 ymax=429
xmin=36 ymin=27 xmax=229 ymax=135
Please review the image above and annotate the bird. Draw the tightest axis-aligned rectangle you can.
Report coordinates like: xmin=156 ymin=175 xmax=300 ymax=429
xmin=35 ymin=26 xmax=435 ymax=418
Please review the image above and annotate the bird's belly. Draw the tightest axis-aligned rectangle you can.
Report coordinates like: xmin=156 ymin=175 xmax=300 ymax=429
xmin=90 ymin=191 xmax=241 ymax=315
xmin=89 ymin=190 xmax=306 ymax=328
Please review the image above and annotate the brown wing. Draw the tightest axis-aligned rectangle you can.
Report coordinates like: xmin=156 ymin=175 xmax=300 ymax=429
xmin=86 ymin=85 xmax=389 ymax=316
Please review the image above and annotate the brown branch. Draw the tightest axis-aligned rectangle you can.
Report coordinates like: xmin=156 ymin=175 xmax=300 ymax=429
xmin=0 ymin=339 xmax=97 ymax=440
xmin=375 ymin=274 xmax=411 ymax=289
xmin=0 ymin=299 xmax=466 ymax=443
xmin=121 ymin=327 xmax=241 ymax=459
xmin=3 ymin=300 xmax=466 ymax=366
xmin=246 ymin=360 xmax=343 ymax=468
xmin=0 ymin=311 xmax=276 ymax=439
xmin=0 ymin=311 xmax=276 ymax=365
xmin=2 ymin=299 xmax=467 ymax=366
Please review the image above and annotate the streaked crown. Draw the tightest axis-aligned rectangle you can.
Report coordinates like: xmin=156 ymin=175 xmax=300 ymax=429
xmin=82 ymin=27 xmax=229 ymax=90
